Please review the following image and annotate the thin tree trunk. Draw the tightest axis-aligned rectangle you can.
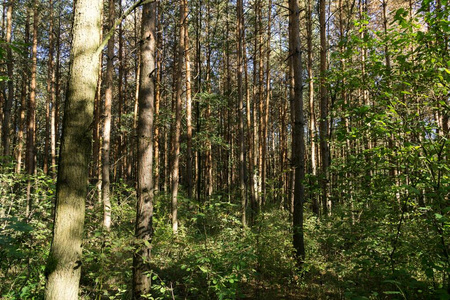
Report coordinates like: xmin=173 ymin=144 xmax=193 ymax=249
xmin=171 ymin=1 xmax=186 ymax=234
xmin=93 ymin=42 xmax=103 ymax=181
xmin=307 ymin=0 xmax=319 ymax=215
xmin=15 ymin=10 xmax=30 ymax=174
xmin=2 ymin=0 xmax=13 ymax=158
xmin=205 ymin=0 xmax=213 ymax=198
xmin=319 ymin=0 xmax=329 ymax=215
xmin=44 ymin=0 xmax=55 ymax=175
xmin=132 ymin=2 xmax=156 ymax=297
xmin=257 ymin=0 xmax=264 ymax=206
xmin=154 ymin=1 xmax=162 ymax=194
xmin=262 ymin=0 xmax=272 ymax=205
xmin=237 ymin=0 xmax=246 ymax=226
xmin=44 ymin=0 xmax=102 ymax=298
xmin=102 ymin=0 xmax=115 ymax=230
xmin=26 ymin=0 xmax=38 ymax=218
xmin=184 ymin=0 xmax=193 ymax=199
xmin=244 ymin=13 xmax=255 ymax=221
xmin=195 ymin=0 xmax=202 ymax=202
xmin=289 ymin=0 xmax=306 ymax=263
xmin=253 ymin=0 xmax=260 ymax=210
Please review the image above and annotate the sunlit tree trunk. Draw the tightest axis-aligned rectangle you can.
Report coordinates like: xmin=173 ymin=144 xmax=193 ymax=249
xmin=257 ymin=0 xmax=264 ymax=206
xmin=244 ymin=13 xmax=255 ymax=221
xmin=15 ymin=10 xmax=30 ymax=174
xmin=93 ymin=42 xmax=103 ymax=182
xmin=154 ymin=2 xmax=162 ymax=194
xmin=307 ymin=0 xmax=319 ymax=215
xmin=205 ymin=0 xmax=213 ymax=198
xmin=132 ymin=1 xmax=156 ymax=298
xmin=44 ymin=0 xmax=102 ymax=298
xmin=44 ymin=0 xmax=55 ymax=176
xmin=237 ymin=0 xmax=246 ymax=225
xmin=184 ymin=0 xmax=193 ymax=199
xmin=102 ymin=0 xmax=115 ymax=231
xmin=252 ymin=0 xmax=260 ymax=210
xmin=262 ymin=0 xmax=272 ymax=205
xmin=171 ymin=1 xmax=186 ymax=234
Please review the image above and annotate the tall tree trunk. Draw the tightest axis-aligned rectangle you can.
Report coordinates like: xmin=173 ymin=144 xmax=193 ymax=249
xmin=26 ymin=0 xmax=38 ymax=218
xmin=15 ymin=9 xmax=30 ymax=174
xmin=154 ymin=1 xmax=162 ymax=194
xmin=289 ymin=0 xmax=306 ymax=263
xmin=319 ymin=0 xmax=329 ymax=215
xmin=307 ymin=0 xmax=319 ymax=215
xmin=2 ymin=0 xmax=13 ymax=158
xmin=93 ymin=42 xmax=103 ymax=182
xmin=257 ymin=0 xmax=264 ymax=206
xmin=195 ymin=0 xmax=203 ymax=202
xmin=44 ymin=0 xmax=102 ymax=298
xmin=252 ymin=0 xmax=260 ymax=210
xmin=244 ymin=13 xmax=255 ymax=221
xmin=262 ymin=0 xmax=272 ymax=205
xmin=44 ymin=0 xmax=55 ymax=176
xmin=117 ymin=3 xmax=124 ymax=181
xmin=132 ymin=1 xmax=156 ymax=297
xmin=205 ymin=0 xmax=213 ymax=198
xmin=171 ymin=1 xmax=186 ymax=234
xmin=184 ymin=0 xmax=193 ymax=199
xmin=237 ymin=0 xmax=246 ymax=226
xmin=102 ymin=0 xmax=115 ymax=230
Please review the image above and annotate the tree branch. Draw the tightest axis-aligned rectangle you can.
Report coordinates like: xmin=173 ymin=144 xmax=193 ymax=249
xmin=96 ymin=0 xmax=156 ymax=56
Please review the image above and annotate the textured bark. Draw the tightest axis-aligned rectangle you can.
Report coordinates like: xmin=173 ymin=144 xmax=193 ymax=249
xmin=2 ymin=0 xmax=13 ymax=158
xmin=44 ymin=0 xmax=55 ymax=176
xmin=257 ymin=0 xmax=264 ymax=206
xmin=195 ymin=0 xmax=202 ymax=202
xmin=205 ymin=1 xmax=213 ymax=198
xmin=319 ymin=0 xmax=329 ymax=215
xmin=237 ymin=0 xmax=246 ymax=226
xmin=262 ymin=0 xmax=272 ymax=205
xmin=92 ymin=45 xmax=103 ymax=181
xmin=15 ymin=10 xmax=30 ymax=174
xmin=132 ymin=1 xmax=156 ymax=297
xmin=252 ymin=0 xmax=260 ymax=210
xmin=307 ymin=0 xmax=319 ymax=215
xmin=26 ymin=0 xmax=38 ymax=218
xmin=184 ymin=0 xmax=193 ymax=200
xmin=171 ymin=1 xmax=186 ymax=234
xmin=102 ymin=0 xmax=115 ymax=231
xmin=154 ymin=4 xmax=161 ymax=193
xmin=244 ymin=14 xmax=255 ymax=221
xmin=44 ymin=0 xmax=102 ymax=298
xmin=289 ymin=0 xmax=306 ymax=263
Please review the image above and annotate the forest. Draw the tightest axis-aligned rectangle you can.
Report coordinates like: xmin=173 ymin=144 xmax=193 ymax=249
xmin=0 ymin=0 xmax=449 ymax=299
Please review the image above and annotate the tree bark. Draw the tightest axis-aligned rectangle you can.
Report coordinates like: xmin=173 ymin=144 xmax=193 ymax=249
xmin=102 ymin=0 xmax=115 ymax=231
xmin=26 ymin=0 xmax=38 ymax=218
xmin=171 ymin=1 xmax=186 ymax=234
xmin=2 ymin=0 xmax=14 ymax=158
xmin=184 ymin=0 xmax=193 ymax=200
xmin=44 ymin=0 xmax=55 ymax=176
xmin=319 ymin=0 xmax=329 ymax=215
xmin=307 ymin=0 xmax=319 ymax=215
xmin=44 ymin=0 xmax=102 ymax=298
xmin=15 ymin=9 xmax=30 ymax=174
xmin=237 ymin=0 xmax=246 ymax=226
xmin=289 ymin=0 xmax=306 ymax=263
xmin=132 ymin=1 xmax=156 ymax=298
